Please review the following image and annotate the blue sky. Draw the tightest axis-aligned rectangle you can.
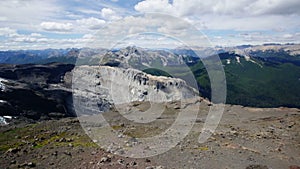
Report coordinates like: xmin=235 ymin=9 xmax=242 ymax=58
xmin=0 ymin=0 xmax=299 ymax=50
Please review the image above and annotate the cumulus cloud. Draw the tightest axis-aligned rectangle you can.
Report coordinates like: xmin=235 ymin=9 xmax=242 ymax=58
xmin=0 ymin=27 xmax=18 ymax=37
xmin=245 ymin=0 xmax=300 ymax=15
xmin=76 ymin=17 xmax=106 ymax=30
xmin=30 ymin=33 xmax=43 ymax=37
xmin=135 ymin=0 xmax=300 ymax=16
xmin=134 ymin=0 xmax=174 ymax=15
xmin=194 ymin=15 xmax=299 ymax=31
xmin=134 ymin=0 xmax=300 ymax=32
xmin=101 ymin=8 xmax=121 ymax=21
xmin=40 ymin=22 xmax=73 ymax=32
xmin=1 ymin=0 xmax=299 ymax=50
xmin=0 ymin=27 xmax=50 ymax=47
xmin=282 ymin=33 xmax=294 ymax=39
xmin=0 ymin=0 xmax=61 ymax=30
xmin=0 ymin=33 xmax=96 ymax=50
xmin=81 ymin=13 xmax=211 ymax=48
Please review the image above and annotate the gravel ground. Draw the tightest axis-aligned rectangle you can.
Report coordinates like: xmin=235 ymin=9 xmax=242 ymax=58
xmin=1 ymin=102 xmax=299 ymax=169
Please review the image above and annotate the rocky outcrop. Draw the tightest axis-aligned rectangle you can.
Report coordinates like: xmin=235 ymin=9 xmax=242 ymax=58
xmin=0 ymin=62 xmax=199 ymax=119
xmin=72 ymin=65 xmax=198 ymax=115
xmin=0 ymin=63 xmax=75 ymax=120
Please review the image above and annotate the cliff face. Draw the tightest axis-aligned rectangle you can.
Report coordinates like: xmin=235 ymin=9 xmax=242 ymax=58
xmin=0 ymin=62 xmax=199 ymax=119
xmin=72 ymin=65 xmax=198 ymax=115
xmin=0 ymin=63 xmax=75 ymax=119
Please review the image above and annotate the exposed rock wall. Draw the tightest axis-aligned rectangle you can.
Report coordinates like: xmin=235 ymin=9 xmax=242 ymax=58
xmin=72 ymin=65 xmax=198 ymax=114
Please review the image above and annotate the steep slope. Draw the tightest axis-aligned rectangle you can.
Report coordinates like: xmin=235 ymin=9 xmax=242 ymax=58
xmin=189 ymin=52 xmax=300 ymax=108
xmin=72 ymin=65 xmax=199 ymax=116
xmin=0 ymin=63 xmax=74 ymax=119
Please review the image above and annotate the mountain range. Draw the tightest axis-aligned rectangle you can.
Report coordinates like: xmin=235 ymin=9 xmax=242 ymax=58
xmin=0 ymin=44 xmax=300 ymax=109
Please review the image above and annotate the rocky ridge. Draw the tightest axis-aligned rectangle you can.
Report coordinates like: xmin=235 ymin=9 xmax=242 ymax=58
xmin=72 ymin=65 xmax=198 ymax=115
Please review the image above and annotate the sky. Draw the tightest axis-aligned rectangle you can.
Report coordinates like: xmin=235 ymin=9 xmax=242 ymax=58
xmin=0 ymin=0 xmax=300 ymax=50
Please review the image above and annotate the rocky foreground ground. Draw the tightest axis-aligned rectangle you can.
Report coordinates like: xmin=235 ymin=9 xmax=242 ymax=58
xmin=1 ymin=102 xmax=300 ymax=169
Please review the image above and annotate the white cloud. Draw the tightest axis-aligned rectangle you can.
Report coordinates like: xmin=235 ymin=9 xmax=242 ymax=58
xmin=0 ymin=0 xmax=61 ymax=30
xmin=0 ymin=28 xmax=51 ymax=47
xmin=194 ymin=15 xmax=299 ymax=31
xmin=30 ymin=33 xmax=43 ymax=37
xmin=0 ymin=35 xmax=96 ymax=50
xmin=134 ymin=0 xmax=300 ymax=32
xmin=82 ymin=34 xmax=93 ymax=39
xmin=0 ymin=27 xmax=17 ymax=37
xmin=76 ymin=17 xmax=106 ymax=30
xmin=40 ymin=22 xmax=73 ymax=32
xmin=0 ymin=0 xmax=299 ymax=50
xmin=0 ymin=16 xmax=7 ymax=21
xmin=14 ymin=37 xmax=38 ymax=43
xmin=135 ymin=0 xmax=300 ymax=16
xmin=245 ymin=0 xmax=300 ymax=15
xmin=282 ymin=33 xmax=294 ymax=39
xmin=101 ymin=8 xmax=121 ymax=21
xmin=80 ymin=14 xmax=212 ymax=48
xmin=134 ymin=0 xmax=174 ymax=15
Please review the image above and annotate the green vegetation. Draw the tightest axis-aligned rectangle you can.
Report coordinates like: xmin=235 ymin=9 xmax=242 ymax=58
xmin=205 ymin=54 xmax=300 ymax=108
xmin=223 ymin=59 xmax=300 ymax=108
xmin=0 ymin=121 xmax=97 ymax=152
xmin=0 ymin=124 xmax=37 ymax=151
xmin=142 ymin=52 xmax=300 ymax=108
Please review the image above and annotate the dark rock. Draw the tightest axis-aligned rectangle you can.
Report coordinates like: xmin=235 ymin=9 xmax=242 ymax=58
xmin=10 ymin=160 xmax=16 ymax=164
xmin=18 ymin=162 xmax=36 ymax=168
xmin=64 ymin=151 xmax=71 ymax=156
xmin=27 ymin=162 xmax=36 ymax=167
xmin=48 ymin=112 xmax=65 ymax=118
xmin=246 ymin=165 xmax=268 ymax=169
xmin=65 ymin=138 xmax=73 ymax=142
xmin=143 ymin=91 xmax=148 ymax=95
xmin=14 ymin=135 xmax=21 ymax=139
xmin=174 ymin=105 xmax=180 ymax=109
xmin=100 ymin=156 xmax=111 ymax=163
xmin=146 ymin=166 xmax=165 ymax=169
xmin=0 ymin=63 xmax=76 ymax=120
xmin=57 ymin=138 xmax=66 ymax=142
xmin=117 ymin=159 xmax=124 ymax=165
xmin=6 ymin=147 xmax=20 ymax=154
xmin=129 ymin=161 xmax=137 ymax=166
xmin=52 ymin=151 xmax=58 ymax=156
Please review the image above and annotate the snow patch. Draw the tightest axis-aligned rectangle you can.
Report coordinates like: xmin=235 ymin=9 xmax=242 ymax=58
xmin=0 ymin=78 xmax=8 ymax=92
xmin=236 ymin=56 xmax=240 ymax=63
xmin=244 ymin=55 xmax=251 ymax=61
xmin=0 ymin=100 xmax=7 ymax=103
xmin=0 ymin=116 xmax=8 ymax=125
xmin=3 ymin=116 xmax=12 ymax=119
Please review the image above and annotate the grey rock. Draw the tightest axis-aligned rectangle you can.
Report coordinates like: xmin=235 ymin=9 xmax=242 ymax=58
xmin=100 ymin=156 xmax=111 ymax=163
